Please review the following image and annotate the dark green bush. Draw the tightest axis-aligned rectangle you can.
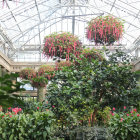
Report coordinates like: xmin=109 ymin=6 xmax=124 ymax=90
xmin=0 ymin=111 xmax=54 ymax=140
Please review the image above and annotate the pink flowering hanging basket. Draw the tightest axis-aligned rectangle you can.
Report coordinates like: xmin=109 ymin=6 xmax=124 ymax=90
xmin=38 ymin=65 xmax=55 ymax=80
xmin=55 ymin=61 xmax=72 ymax=71
xmin=82 ymin=48 xmax=104 ymax=61
xmin=20 ymin=68 xmax=36 ymax=80
xmin=43 ymin=32 xmax=83 ymax=61
xmin=86 ymin=15 xmax=124 ymax=45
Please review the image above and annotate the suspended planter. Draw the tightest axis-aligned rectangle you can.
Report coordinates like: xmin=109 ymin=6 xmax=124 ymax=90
xmin=32 ymin=65 xmax=55 ymax=87
xmin=20 ymin=68 xmax=36 ymax=80
xmin=43 ymin=32 xmax=83 ymax=61
xmin=55 ymin=61 xmax=72 ymax=71
xmin=38 ymin=65 xmax=55 ymax=80
xmin=82 ymin=48 xmax=104 ymax=61
xmin=86 ymin=15 xmax=124 ymax=45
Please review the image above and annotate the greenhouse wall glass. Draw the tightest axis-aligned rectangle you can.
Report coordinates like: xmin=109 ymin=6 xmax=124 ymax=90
xmin=0 ymin=0 xmax=140 ymax=139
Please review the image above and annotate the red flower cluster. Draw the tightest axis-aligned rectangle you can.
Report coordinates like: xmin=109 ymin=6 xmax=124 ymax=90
xmin=12 ymin=107 xmax=22 ymax=115
xmin=111 ymin=106 xmax=140 ymax=123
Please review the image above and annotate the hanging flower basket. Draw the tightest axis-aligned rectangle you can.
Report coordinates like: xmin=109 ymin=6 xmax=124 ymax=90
xmin=31 ymin=65 xmax=55 ymax=87
xmin=55 ymin=61 xmax=72 ymax=71
xmin=31 ymin=76 xmax=48 ymax=88
xmin=82 ymin=48 xmax=104 ymax=61
xmin=86 ymin=15 xmax=124 ymax=45
xmin=43 ymin=32 xmax=83 ymax=61
xmin=20 ymin=68 xmax=36 ymax=80
xmin=38 ymin=65 xmax=55 ymax=80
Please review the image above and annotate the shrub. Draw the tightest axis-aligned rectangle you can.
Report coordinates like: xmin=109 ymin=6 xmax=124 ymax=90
xmin=0 ymin=110 xmax=54 ymax=140
xmin=109 ymin=107 xmax=140 ymax=140
xmin=0 ymin=73 xmax=26 ymax=108
xmin=47 ymin=50 xmax=138 ymax=128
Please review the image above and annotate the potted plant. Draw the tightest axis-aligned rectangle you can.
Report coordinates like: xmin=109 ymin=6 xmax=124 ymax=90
xmin=32 ymin=65 xmax=55 ymax=102
xmin=82 ymin=48 xmax=104 ymax=61
xmin=55 ymin=61 xmax=72 ymax=71
xmin=20 ymin=68 xmax=36 ymax=80
xmin=43 ymin=32 xmax=83 ymax=61
xmin=20 ymin=65 xmax=55 ymax=102
xmin=86 ymin=15 xmax=124 ymax=45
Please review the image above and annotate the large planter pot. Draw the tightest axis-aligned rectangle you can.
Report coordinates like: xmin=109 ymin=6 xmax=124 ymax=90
xmin=86 ymin=15 xmax=124 ymax=45
xmin=37 ymin=86 xmax=46 ymax=102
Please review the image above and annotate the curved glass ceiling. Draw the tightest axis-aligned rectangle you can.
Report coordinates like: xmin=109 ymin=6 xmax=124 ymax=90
xmin=0 ymin=0 xmax=140 ymax=62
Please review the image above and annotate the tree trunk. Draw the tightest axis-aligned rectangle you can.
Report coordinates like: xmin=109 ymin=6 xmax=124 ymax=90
xmin=37 ymin=86 xmax=46 ymax=102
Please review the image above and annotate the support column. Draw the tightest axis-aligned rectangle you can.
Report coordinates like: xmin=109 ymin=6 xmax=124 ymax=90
xmin=0 ymin=65 xmax=2 ymax=77
xmin=2 ymin=67 xmax=7 ymax=77
xmin=37 ymin=86 xmax=46 ymax=102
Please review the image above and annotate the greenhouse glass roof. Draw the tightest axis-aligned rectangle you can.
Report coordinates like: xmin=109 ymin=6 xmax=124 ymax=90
xmin=0 ymin=0 xmax=140 ymax=62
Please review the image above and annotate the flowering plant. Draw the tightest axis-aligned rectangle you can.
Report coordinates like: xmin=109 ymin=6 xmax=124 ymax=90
xmin=20 ymin=68 xmax=36 ymax=80
xmin=86 ymin=15 xmax=124 ymax=45
xmin=0 ymin=107 xmax=22 ymax=119
xmin=38 ymin=65 xmax=55 ymax=79
xmin=82 ymin=48 xmax=104 ymax=61
xmin=43 ymin=32 xmax=83 ymax=61
xmin=0 ymin=108 xmax=54 ymax=139
xmin=109 ymin=107 xmax=140 ymax=140
xmin=55 ymin=61 xmax=72 ymax=71
xmin=32 ymin=65 xmax=55 ymax=87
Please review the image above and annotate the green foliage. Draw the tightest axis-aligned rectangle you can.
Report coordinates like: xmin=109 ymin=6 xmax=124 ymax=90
xmin=0 ymin=73 xmax=27 ymax=108
xmin=0 ymin=111 xmax=54 ymax=140
xmin=47 ymin=50 xmax=138 ymax=129
xmin=109 ymin=108 xmax=140 ymax=140
xmin=96 ymin=107 xmax=112 ymax=125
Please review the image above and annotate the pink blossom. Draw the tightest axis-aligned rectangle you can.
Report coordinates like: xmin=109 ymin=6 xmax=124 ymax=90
xmin=37 ymin=107 xmax=39 ymax=110
xmin=9 ymin=115 xmax=12 ymax=118
xmin=113 ymin=107 xmax=115 ymax=111
xmin=52 ymin=105 xmax=55 ymax=108
xmin=124 ymin=106 xmax=126 ymax=109
xmin=12 ymin=109 xmax=18 ymax=114
xmin=8 ymin=107 xmax=11 ymax=110
xmin=12 ymin=107 xmax=22 ymax=114
xmin=112 ymin=113 xmax=114 ymax=116
xmin=134 ymin=108 xmax=137 ymax=112
xmin=18 ymin=108 xmax=22 ymax=112
xmin=131 ymin=111 xmax=133 ymax=114
xmin=120 ymin=118 xmax=123 ymax=122
xmin=127 ymin=114 xmax=129 ymax=116
xmin=137 ymin=114 xmax=140 ymax=117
